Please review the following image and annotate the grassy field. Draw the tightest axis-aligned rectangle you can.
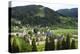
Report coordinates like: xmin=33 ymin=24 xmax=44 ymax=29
xmin=51 ymin=29 xmax=78 ymax=48
xmin=51 ymin=29 xmax=78 ymax=36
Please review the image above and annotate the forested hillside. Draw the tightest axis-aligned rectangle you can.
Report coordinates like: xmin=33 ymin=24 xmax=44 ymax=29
xmin=11 ymin=5 xmax=78 ymax=29
xmin=57 ymin=8 xmax=78 ymax=17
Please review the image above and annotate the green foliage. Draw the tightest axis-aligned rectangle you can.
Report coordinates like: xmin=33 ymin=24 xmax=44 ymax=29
xmin=11 ymin=38 xmax=19 ymax=53
xmin=56 ymin=40 xmax=61 ymax=50
xmin=28 ymin=31 xmax=33 ymax=36
xmin=51 ymin=29 xmax=78 ymax=36
xmin=10 ymin=36 xmax=32 ymax=53
xmin=65 ymin=34 xmax=71 ymax=49
xmin=34 ymin=28 xmax=39 ymax=34
xmin=10 ymin=32 xmax=78 ymax=52
xmin=49 ymin=37 xmax=55 ymax=50
xmin=57 ymin=8 xmax=78 ymax=17
xmin=32 ymin=38 xmax=37 ymax=51
xmin=61 ymin=38 xmax=66 ymax=50
xmin=71 ymin=39 xmax=76 ymax=49
xmin=45 ymin=37 xmax=50 ymax=51
xmin=11 ymin=5 xmax=77 ymax=29
xmin=37 ymin=44 xmax=45 ymax=51
xmin=45 ymin=36 xmax=55 ymax=51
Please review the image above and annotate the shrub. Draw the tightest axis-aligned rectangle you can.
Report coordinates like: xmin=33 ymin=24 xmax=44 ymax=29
xmin=71 ymin=39 xmax=76 ymax=49
xmin=45 ymin=37 xmax=50 ymax=51
xmin=11 ymin=38 xmax=19 ymax=53
xmin=61 ymin=38 xmax=66 ymax=50
xmin=49 ymin=36 xmax=55 ymax=50
xmin=56 ymin=40 xmax=61 ymax=50
xmin=32 ymin=38 xmax=37 ymax=51
xmin=65 ymin=34 xmax=70 ymax=49
xmin=11 ymin=36 xmax=32 ymax=53
xmin=34 ymin=28 xmax=39 ymax=34
xmin=45 ymin=36 xmax=55 ymax=51
xmin=28 ymin=31 xmax=33 ymax=36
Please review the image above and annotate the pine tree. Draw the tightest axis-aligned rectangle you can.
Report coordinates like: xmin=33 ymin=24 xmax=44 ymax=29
xmin=56 ymin=40 xmax=61 ymax=50
xmin=32 ymin=38 xmax=37 ymax=51
xmin=65 ymin=34 xmax=70 ymax=49
xmin=45 ymin=37 xmax=50 ymax=51
xmin=61 ymin=38 xmax=66 ymax=50
xmin=71 ymin=39 xmax=76 ymax=49
xmin=11 ymin=38 xmax=19 ymax=53
xmin=49 ymin=36 xmax=55 ymax=50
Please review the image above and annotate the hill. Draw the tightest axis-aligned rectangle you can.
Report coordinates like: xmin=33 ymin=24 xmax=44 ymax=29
xmin=10 ymin=5 xmax=78 ymax=29
xmin=57 ymin=8 xmax=78 ymax=17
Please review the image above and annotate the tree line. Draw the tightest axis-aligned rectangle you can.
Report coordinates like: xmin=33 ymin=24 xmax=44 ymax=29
xmin=10 ymin=34 xmax=77 ymax=53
